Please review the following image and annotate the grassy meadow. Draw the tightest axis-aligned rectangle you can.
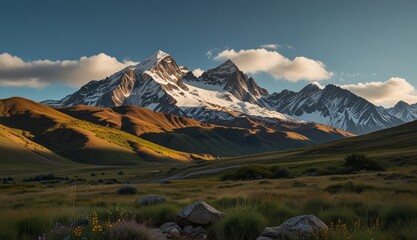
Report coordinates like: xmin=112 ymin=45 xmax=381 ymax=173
xmin=1 ymin=162 xmax=417 ymax=240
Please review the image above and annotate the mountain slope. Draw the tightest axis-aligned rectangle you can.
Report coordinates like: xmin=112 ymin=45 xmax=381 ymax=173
xmin=0 ymin=97 xmax=208 ymax=165
xmin=262 ymin=84 xmax=404 ymax=134
xmin=57 ymin=105 xmax=352 ymax=156
xmin=387 ymin=101 xmax=417 ymax=122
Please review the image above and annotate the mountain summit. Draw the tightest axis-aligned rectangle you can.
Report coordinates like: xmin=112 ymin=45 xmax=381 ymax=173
xmin=195 ymin=60 xmax=269 ymax=104
xmin=387 ymin=100 xmax=417 ymax=122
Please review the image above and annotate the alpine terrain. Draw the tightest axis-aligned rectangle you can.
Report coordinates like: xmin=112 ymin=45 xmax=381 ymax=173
xmin=386 ymin=100 xmax=417 ymax=122
xmin=262 ymin=84 xmax=405 ymax=134
xmin=44 ymin=50 xmax=405 ymax=135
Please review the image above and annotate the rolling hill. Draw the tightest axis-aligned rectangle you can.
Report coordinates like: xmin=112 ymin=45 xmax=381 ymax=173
xmin=0 ymin=97 xmax=210 ymax=165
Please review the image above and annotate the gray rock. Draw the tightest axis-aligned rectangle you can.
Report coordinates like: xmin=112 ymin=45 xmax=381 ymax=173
xmin=159 ymin=222 xmax=182 ymax=234
xmin=169 ymin=228 xmax=180 ymax=238
xmin=183 ymin=225 xmax=194 ymax=234
xmin=176 ymin=200 xmax=225 ymax=227
xmin=258 ymin=215 xmax=328 ymax=240
xmin=256 ymin=237 xmax=273 ymax=240
xmin=192 ymin=226 xmax=206 ymax=235
xmin=137 ymin=195 xmax=167 ymax=205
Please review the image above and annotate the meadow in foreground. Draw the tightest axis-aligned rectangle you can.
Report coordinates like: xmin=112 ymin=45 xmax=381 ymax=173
xmin=1 ymin=165 xmax=417 ymax=240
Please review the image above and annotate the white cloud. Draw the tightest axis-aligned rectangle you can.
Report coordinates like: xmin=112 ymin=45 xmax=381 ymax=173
xmin=260 ymin=43 xmax=281 ymax=49
xmin=340 ymin=77 xmax=417 ymax=107
xmin=192 ymin=68 xmax=204 ymax=77
xmin=213 ymin=48 xmax=333 ymax=82
xmin=311 ymin=81 xmax=324 ymax=89
xmin=206 ymin=48 xmax=221 ymax=59
xmin=0 ymin=53 xmax=137 ymax=88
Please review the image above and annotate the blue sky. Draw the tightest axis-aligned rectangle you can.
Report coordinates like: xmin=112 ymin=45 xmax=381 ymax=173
xmin=0 ymin=0 xmax=416 ymax=106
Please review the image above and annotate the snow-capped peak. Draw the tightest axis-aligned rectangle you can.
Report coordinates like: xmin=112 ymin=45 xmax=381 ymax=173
xmin=387 ymin=100 xmax=417 ymax=122
xmin=394 ymin=100 xmax=410 ymax=108
xmin=133 ymin=50 xmax=170 ymax=72
xmin=152 ymin=50 xmax=170 ymax=61
xmin=300 ymin=83 xmax=321 ymax=93
xmin=216 ymin=59 xmax=239 ymax=75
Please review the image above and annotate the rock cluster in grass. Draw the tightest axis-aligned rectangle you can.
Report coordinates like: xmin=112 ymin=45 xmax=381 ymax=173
xmin=257 ymin=215 xmax=328 ymax=240
xmin=159 ymin=200 xmax=226 ymax=239
xmin=137 ymin=195 xmax=328 ymax=240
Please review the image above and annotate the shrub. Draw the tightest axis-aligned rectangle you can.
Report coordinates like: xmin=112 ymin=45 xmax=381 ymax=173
xmin=209 ymin=210 xmax=267 ymax=240
xmin=344 ymin=153 xmax=385 ymax=172
xmin=23 ymin=174 xmax=69 ymax=182
xmin=118 ymin=171 xmax=124 ymax=175
xmin=116 ymin=185 xmax=138 ymax=195
xmin=135 ymin=203 xmax=180 ymax=226
xmin=221 ymin=165 xmax=291 ymax=181
xmin=106 ymin=221 xmax=150 ymax=240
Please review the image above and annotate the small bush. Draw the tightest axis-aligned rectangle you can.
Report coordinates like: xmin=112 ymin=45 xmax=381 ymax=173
xmin=221 ymin=165 xmax=291 ymax=181
xmin=23 ymin=174 xmax=69 ymax=182
xmin=116 ymin=185 xmax=138 ymax=195
xmin=106 ymin=221 xmax=150 ymax=240
xmin=209 ymin=210 xmax=267 ymax=240
xmin=118 ymin=171 xmax=124 ymax=175
xmin=344 ymin=153 xmax=385 ymax=172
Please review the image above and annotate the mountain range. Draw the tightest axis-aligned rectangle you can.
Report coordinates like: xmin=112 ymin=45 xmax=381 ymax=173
xmin=44 ymin=50 xmax=412 ymax=135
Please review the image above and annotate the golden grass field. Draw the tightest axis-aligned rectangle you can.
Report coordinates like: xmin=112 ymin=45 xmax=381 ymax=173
xmin=1 ymin=163 xmax=417 ymax=240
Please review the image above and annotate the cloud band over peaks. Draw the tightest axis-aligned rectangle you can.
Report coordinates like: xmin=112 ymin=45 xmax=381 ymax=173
xmin=341 ymin=77 xmax=417 ymax=107
xmin=213 ymin=48 xmax=333 ymax=82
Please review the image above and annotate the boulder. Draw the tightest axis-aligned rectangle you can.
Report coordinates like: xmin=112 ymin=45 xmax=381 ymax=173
xmin=137 ymin=195 xmax=167 ymax=205
xmin=183 ymin=225 xmax=194 ymax=234
xmin=159 ymin=222 xmax=182 ymax=234
xmin=257 ymin=215 xmax=328 ymax=240
xmin=192 ymin=226 xmax=206 ymax=235
xmin=176 ymin=200 xmax=225 ymax=227
xmin=168 ymin=228 xmax=181 ymax=238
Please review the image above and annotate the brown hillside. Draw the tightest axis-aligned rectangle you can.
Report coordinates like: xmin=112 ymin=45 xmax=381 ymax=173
xmin=0 ymin=97 xmax=205 ymax=165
